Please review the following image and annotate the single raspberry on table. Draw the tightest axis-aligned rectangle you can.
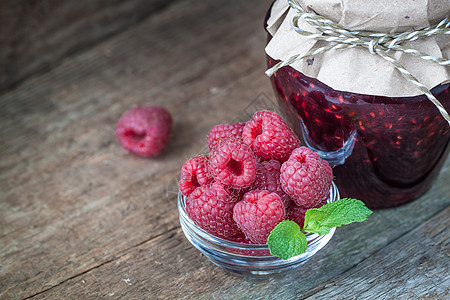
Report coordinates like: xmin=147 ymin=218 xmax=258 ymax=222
xmin=242 ymin=110 xmax=300 ymax=162
xmin=280 ymin=147 xmax=333 ymax=208
xmin=186 ymin=182 xmax=241 ymax=239
xmin=179 ymin=155 xmax=213 ymax=196
xmin=209 ymin=138 xmax=256 ymax=189
xmin=207 ymin=122 xmax=246 ymax=151
xmin=248 ymin=160 xmax=291 ymax=207
xmin=115 ymin=106 xmax=172 ymax=157
xmin=233 ymin=190 xmax=285 ymax=244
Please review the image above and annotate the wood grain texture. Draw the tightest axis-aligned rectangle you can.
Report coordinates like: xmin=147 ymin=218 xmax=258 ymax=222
xmin=0 ymin=0 xmax=274 ymax=298
xmin=301 ymin=207 xmax=450 ymax=300
xmin=0 ymin=0 xmax=170 ymax=92
xmin=0 ymin=0 xmax=449 ymax=299
xmin=16 ymin=160 xmax=450 ymax=300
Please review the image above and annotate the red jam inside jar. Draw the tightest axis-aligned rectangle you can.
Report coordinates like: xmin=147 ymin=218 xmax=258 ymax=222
xmin=267 ymin=56 xmax=449 ymax=208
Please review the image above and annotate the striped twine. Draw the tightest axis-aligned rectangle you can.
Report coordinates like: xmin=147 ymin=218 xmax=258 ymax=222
xmin=266 ymin=0 xmax=450 ymax=124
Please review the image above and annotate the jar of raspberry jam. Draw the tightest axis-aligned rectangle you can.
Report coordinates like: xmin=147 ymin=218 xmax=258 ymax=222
xmin=264 ymin=5 xmax=450 ymax=209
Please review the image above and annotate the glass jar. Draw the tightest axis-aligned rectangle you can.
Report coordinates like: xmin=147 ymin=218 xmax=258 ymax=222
xmin=178 ymin=183 xmax=339 ymax=276
xmin=265 ymin=8 xmax=450 ymax=209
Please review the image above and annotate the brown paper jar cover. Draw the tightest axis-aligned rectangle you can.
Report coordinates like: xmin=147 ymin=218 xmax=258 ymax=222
xmin=265 ymin=0 xmax=449 ymax=97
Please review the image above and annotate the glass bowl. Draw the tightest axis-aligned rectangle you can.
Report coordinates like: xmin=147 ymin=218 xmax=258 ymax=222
xmin=178 ymin=182 xmax=339 ymax=276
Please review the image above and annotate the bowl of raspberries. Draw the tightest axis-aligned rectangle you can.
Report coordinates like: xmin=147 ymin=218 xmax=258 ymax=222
xmin=178 ymin=110 xmax=339 ymax=275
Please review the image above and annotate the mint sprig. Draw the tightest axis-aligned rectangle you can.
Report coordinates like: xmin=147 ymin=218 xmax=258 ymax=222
xmin=267 ymin=198 xmax=372 ymax=260
xmin=303 ymin=198 xmax=372 ymax=235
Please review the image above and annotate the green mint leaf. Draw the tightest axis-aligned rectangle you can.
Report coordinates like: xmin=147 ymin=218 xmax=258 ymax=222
xmin=303 ymin=198 xmax=372 ymax=235
xmin=267 ymin=220 xmax=307 ymax=260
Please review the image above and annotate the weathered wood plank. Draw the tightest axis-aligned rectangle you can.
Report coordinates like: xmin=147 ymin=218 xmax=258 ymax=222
xmin=1 ymin=0 xmax=449 ymax=299
xmin=0 ymin=0 xmax=170 ymax=92
xmin=300 ymin=206 xmax=450 ymax=300
xmin=0 ymin=0 xmax=274 ymax=298
xmin=22 ymin=158 xmax=449 ymax=299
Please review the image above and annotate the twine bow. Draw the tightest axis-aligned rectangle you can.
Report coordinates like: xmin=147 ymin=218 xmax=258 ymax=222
xmin=266 ymin=0 xmax=450 ymax=125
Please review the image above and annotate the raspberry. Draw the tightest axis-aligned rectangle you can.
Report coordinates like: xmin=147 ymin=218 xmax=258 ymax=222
xmin=179 ymin=155 xmax=213 ymax=196
xmin=280 ymin=147 xmax=333 ymax=208
xmin=209 ymin=138 xmax=256 ymax=189
xmin=286 ymin=202 xmax=308 ymax=228
xmin=186 ymin=182 xmax=240 ymax=239
xmin=228 ymin=231 xmax=252 ymax=244
xmin=227 ymin=232 xmax=271 ymax=256
xmin=185 ymin=184 xmax=208 ymax=208
xmin=115 ymin=106 xmax=172 ymax=157
xmin=233 ymin=190 xmax=285 ymax=244
xmin=248 ymin=160 xmax=291 ymax=207
xmin=207 ymin=122 xmax=246 ymax=151
xmin=242 ymin=110 xmax=300 ymax=162
xmin=287 ymin=195 xmax=327 ymax=228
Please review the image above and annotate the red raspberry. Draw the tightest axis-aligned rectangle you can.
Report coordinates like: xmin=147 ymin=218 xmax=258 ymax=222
xmin=242 ymin=110 xmax=300 ymax=162
xmin=179 ymin=155 xmax=213 ymax=196
xmin=287 ymin=196 xmax=327 ymax=228
xmin=207 ymin=122 xmax=246 ymax=151
xmin=185 ymin=184 xmax=208 ymax=208
xmin=248 ymin=160 xmax=291 ymax=207
xmin=228 ymin=231 xmax=252 ymax=244
xmin=186 ymin=182 xmax=240 ymax=239
xmin=233 ymin=190 xmax=285 ymax=244
xmin=115 ymin=106 xmax=172 ymax=157
xmin=209 ymin=139 xmax=256 ymax=189
xmin=227 ymin=232 xmax=271 ymax=256
xmin=280 ymin=147 xmax=333 ymax=208
xmin=286 ymin=202 xmax=308 ymax=228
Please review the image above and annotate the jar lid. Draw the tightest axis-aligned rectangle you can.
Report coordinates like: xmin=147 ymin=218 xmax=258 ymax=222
xmin=265 ymin=0 xmax=450 ymax=97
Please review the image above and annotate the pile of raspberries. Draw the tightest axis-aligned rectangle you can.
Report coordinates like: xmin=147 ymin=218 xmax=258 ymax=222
xmin=179 ymin=110 xmax=333 ymax=245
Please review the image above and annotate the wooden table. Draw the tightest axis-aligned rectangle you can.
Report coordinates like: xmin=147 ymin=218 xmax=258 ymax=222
xmin=1 ymin=0 xmax=449 ymax=299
